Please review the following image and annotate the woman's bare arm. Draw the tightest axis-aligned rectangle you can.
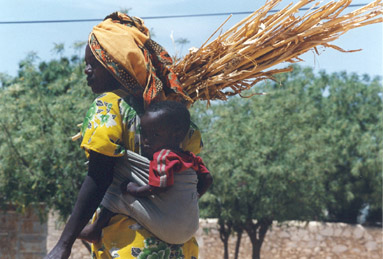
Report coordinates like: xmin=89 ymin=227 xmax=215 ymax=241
xmin=45 ymin=151 xmax=115 ymax=259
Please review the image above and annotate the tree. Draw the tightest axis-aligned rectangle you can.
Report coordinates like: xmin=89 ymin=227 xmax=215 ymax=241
xmin=318 ymin=72 xmax=383 ymax=224
xmin=175 ymin=37 xmax=190 ymax=56
xmin=72 ymin=41 xmax=87 ymax=64
xmin=0 ymin=48 xmax=94 ymax=219
xmin=193 ymin=65 xmax=382 ymax=258
xmin=52 ymin=43 xmax=65 ymax=58
xmin=170 ymin=32 xmax=191 ymax=61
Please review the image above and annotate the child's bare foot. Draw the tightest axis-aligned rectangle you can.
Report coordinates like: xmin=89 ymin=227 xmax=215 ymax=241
xmin=78 ymin=224 xmax=102 ymax=243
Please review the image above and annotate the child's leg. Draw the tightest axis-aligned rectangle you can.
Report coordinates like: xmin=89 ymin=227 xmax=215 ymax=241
xmin=78 ymin=208 xmax=116 ymax=243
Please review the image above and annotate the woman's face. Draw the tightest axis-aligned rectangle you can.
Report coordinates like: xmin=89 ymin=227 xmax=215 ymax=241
xmin=84 ymin=45 xmax=119 ymax=94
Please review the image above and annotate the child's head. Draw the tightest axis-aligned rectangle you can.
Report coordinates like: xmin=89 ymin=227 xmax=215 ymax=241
xmin=140 ymin=100 xmax=190 ymax=158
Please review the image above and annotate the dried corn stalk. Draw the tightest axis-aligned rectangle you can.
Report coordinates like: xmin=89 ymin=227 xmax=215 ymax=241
xmin=172 ymin=0 xmax=382 ymax=104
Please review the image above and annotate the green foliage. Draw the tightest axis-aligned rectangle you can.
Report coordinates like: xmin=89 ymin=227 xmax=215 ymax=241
xmin=195 ymin=66 xmax=328 ymax=223
xmin=194 ymin=66 xmax=382 ymax=225
xmin=319 ymin=71 xmax=383 ymax=223
xmin=191 ymin=65 xmax=382 ymax=257
xmin=0 ymin=44 xmax=381 ymax=235
xmin=0 ymin=48 xmax=95 ymax=219
xmin=119 ymin=8 xmax=132 ymax=14
xmin=199 ymin=66 xmax=381 ymax=223
xmin=51 ymin=43 xmax=65 ymax=58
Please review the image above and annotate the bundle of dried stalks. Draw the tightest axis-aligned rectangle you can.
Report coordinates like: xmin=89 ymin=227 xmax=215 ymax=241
xmin=172 ymin=0 xmax=382 ymax=104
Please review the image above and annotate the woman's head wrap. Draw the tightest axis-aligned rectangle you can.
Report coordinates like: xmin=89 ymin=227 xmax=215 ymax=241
xmin=89 ymin=12 xmax=191 ymax=106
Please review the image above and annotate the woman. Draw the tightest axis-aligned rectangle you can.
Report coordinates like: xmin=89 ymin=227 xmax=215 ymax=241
xmin=46 ymin=12 xmax=201 ymax=259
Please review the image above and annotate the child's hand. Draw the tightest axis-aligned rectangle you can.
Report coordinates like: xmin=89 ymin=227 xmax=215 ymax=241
xmin=126 ymin=182 xmax=139 ymax=194
xmin=120 ymin=181 xmax=139 ymax=195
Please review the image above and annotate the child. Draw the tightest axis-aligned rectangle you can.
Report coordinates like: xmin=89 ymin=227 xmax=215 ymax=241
xmin=79 ymin=100 xmax=213 ymax=244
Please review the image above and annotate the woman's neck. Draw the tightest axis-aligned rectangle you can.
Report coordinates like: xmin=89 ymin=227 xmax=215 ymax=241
xmin=112 ymin=89 xmax=144 ymax=115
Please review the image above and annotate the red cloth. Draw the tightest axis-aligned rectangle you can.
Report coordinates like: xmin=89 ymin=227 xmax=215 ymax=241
xmin=148 ymin=149 xmax=210 ymax=188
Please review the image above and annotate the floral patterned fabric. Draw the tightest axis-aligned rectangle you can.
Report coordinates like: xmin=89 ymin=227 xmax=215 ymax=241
xmin=81 ymin=91 xmax=201 ymax=258
xmin=81 ymin=91 xmax=140 ymax=157
xmin=90 ymin=214 xmax=199 ymax=259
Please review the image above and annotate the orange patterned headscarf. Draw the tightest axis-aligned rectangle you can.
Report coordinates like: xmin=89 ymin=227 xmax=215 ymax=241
xmin=89 ymin=12 xmax=191 ymax=106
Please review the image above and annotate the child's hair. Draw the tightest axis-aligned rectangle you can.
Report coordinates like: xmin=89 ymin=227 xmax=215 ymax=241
xmin=145 ymin=100 xmax=190 ymax=141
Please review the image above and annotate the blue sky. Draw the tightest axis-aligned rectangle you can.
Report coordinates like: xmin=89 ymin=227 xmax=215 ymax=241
xmin=1 ymin=0 xmax=382 ymax=77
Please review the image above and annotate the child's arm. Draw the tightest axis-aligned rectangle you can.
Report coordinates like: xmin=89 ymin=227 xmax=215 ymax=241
xmin=121 ymin=182 xmax=167 ymax=197
xmin=197 ymin=173 xmax=213 ymax=198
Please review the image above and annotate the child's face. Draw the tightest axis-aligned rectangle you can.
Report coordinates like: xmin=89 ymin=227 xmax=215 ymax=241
xmin=140 ymin=111 xmax=177 ymax=159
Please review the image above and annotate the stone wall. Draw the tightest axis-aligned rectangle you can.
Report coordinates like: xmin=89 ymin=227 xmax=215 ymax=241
xmin=0 ymin=206 xmax=47 ymax=259
xmin=197 ymin=219 xmax=383 ymax=259
xmin=48 ymin=216 xmax=382 ymax=259
xmin=1 ymin=209 xmax=382 ymax=259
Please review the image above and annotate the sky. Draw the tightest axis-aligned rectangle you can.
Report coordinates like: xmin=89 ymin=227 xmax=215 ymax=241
xmin=1 ymin=0 xmax=382 ymax=78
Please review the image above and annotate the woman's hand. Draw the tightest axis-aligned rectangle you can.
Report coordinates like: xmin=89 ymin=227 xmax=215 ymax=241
xmin=44 ymin=243 xmax=71 ymax=259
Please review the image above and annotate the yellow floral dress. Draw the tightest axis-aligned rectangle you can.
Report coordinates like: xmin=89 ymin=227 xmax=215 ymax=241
xmin=80 ymin=91 xmax=201 ymax=259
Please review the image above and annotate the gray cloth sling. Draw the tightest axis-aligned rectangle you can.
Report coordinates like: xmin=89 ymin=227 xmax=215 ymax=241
xmin=100 ymin=150 xmax=200 ymax=244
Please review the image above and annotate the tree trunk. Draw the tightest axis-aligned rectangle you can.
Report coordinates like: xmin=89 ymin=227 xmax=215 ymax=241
xmin=218 ymin=220 xmax=232 ymax=259
xmin=244 ymin=218 xmax=272 ymax=259
xmin=234 ymin=228 xmax=243 ymax=259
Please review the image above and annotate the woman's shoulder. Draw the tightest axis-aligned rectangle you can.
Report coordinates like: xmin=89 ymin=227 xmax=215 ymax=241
xmin=89 ymin=92 xmax=121 ymax=114
xmin=94 ymin=92 xmax=120 ymax=102
xmin=92 ymin=92 xmax=137 ymax=115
